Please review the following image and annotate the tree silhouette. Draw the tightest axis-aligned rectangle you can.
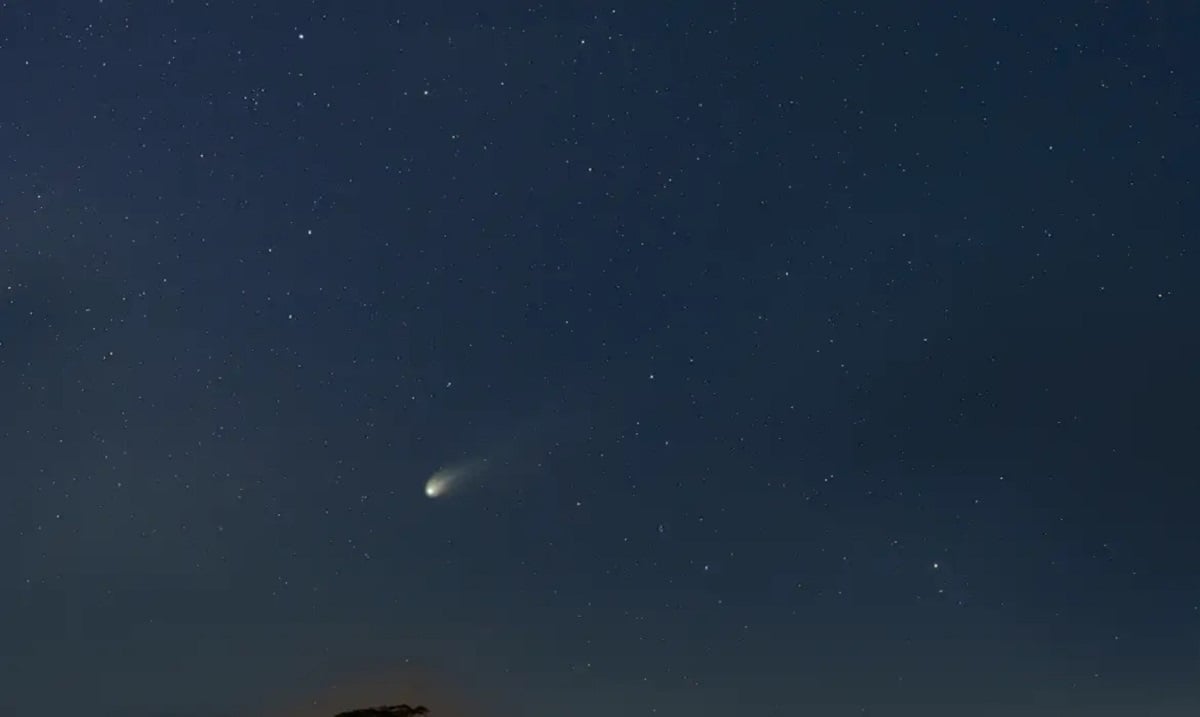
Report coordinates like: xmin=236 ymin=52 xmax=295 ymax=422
xmin=333 ymin=705 xmax=429 ymax=717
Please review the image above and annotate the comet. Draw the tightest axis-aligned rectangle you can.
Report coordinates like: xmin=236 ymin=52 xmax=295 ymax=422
xmin=423 ymin=459 xmax=486 ymax=499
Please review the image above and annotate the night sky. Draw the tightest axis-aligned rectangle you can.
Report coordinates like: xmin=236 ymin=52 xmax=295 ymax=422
xmin=3 ymin=2 xmax=1198 ymax=715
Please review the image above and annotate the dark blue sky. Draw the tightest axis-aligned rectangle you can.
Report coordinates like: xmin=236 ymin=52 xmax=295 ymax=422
xmin=2 ymin=2 xmax=1197 ymax=715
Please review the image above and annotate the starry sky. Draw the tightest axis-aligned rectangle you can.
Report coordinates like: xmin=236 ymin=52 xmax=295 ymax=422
xmin=2 ymin=2 xmax=1198 ymax=716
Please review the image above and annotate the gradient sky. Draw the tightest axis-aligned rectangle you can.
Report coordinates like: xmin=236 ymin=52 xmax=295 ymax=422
xmin=2 ymin=2 xmax=1198 ymax=715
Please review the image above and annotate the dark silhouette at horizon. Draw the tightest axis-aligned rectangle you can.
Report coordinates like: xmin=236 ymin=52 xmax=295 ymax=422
xmin=334 ymin=705 xmax=429 ymax=717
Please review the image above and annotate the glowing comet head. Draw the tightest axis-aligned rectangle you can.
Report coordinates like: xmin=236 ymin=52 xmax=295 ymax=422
xmin=424 ymin=473 xmax=452 ymax=498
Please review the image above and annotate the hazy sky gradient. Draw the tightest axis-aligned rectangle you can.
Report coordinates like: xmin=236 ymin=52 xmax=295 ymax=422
xmin=2 ymin=1 xmax=1197 ymax=714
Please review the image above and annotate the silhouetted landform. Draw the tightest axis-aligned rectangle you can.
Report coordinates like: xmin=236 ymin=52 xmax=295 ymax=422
xmin=333 ymin=705 xmax=429 ymax=717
